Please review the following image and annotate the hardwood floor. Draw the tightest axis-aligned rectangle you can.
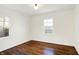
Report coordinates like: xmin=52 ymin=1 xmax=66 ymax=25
xmin=0 ymin=40 xmax=78 ymax=55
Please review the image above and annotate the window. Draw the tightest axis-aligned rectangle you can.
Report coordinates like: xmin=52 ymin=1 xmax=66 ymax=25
xmin=0 ymin=16 xmax=9 ymax=37
xmin=44 ymin=18 xmax=53 ymax=33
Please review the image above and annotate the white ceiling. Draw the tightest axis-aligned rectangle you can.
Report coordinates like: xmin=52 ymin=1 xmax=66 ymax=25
xmin=0 ymin=4 xmax=75 ymax=15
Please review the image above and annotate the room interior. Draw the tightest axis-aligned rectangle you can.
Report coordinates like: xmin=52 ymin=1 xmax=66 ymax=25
xmin=0 ymin=4 xmax=79 ymax=55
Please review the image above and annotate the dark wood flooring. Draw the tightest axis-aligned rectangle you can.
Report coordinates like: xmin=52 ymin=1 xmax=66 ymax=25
xmin=0 ymin=40 xmax=78 ymax=55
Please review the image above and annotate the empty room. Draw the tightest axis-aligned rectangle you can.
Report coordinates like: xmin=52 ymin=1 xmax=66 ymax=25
xmin=0 ymin=4 xmax=79 ymax=55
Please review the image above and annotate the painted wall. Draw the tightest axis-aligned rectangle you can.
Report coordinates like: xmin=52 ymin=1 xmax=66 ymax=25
xmin=0 ymin=6 xmax=30 ymax=52
xmin=74 ymin=5 xmax=79 ymax=54
xmin=30 ymin=9 xmax=74 ymax=46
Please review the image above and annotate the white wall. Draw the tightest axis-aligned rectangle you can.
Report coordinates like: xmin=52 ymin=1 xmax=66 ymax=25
xmin=74 ymin=5 xmax=79 ymax=54
xmin=30 ymin=9 xmax=74 ymax=46
xmin=0 ymin=6 xmax=30 ymax=52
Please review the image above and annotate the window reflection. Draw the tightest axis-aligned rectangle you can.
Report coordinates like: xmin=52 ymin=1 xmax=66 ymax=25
xmin=43 ymin=47 xmax=55 ymax=55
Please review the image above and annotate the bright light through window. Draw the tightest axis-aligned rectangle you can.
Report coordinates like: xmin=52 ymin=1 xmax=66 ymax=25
xmin=44 ymin=18 xmax=53 ymax=33
xmin=44 ymin=19 xmax=53 ymax=26
xmin=0 ymin=16 xmax=9 ymax=37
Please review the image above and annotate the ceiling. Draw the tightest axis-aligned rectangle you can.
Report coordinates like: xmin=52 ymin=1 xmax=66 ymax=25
xmin=0 ymin=4 xmax=75 ymax=15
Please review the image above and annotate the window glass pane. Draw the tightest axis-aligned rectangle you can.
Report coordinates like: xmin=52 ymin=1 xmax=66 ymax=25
xmin=45 ymin=29 xmax=52 ymax=33
xmin=0 ymin=22 xmax=3 ymax=27
xmin=44 ymin=19 xmax=53 ymax=26
xmin=45 ymin=26 xmax=52 ymax=29
xmin=0 ymin=17 xmax=4 ymax=21
xmin=4 ymin=17 xmax=9 ymax=21
xmin=4 ymin=22 xmax=9 ymax=28
xmin=0 ymin=22 xmax=3 ymax=33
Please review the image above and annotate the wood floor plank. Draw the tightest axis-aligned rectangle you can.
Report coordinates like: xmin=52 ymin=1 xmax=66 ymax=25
xmin=0 ymin=40 xmax=78 ymax=55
